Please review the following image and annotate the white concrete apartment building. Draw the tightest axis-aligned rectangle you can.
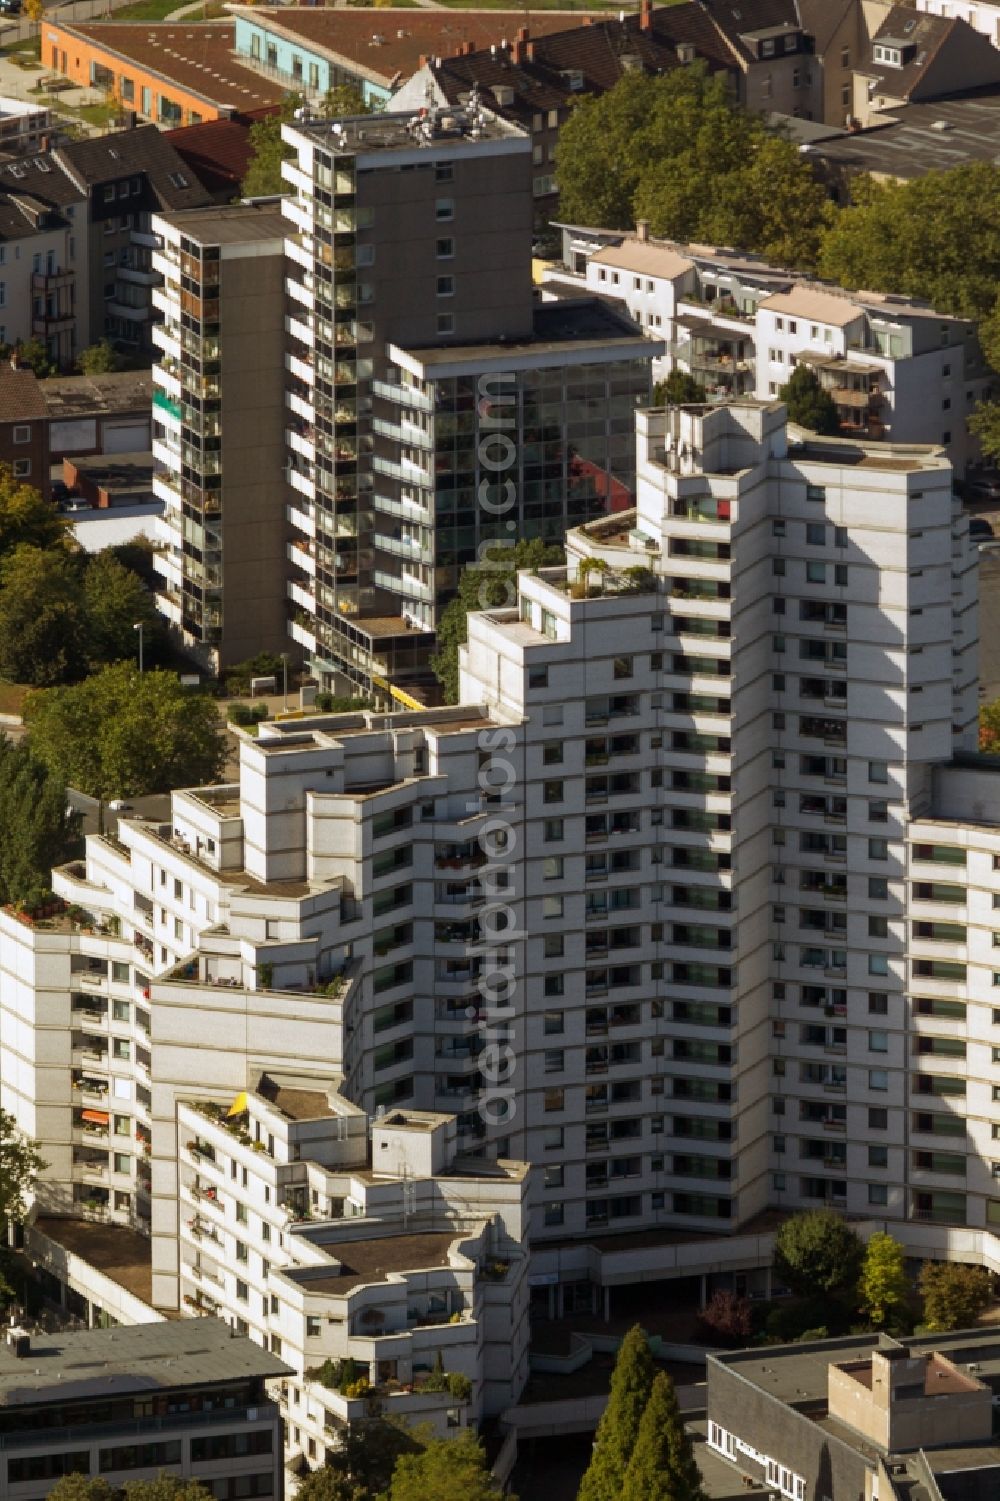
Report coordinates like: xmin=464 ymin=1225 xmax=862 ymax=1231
xmin=544 ymin=231 xmax=990 ymax=474
xmin=912 ymin=0 xmax=1000 ymax=45
xmin=460 ymin=399 xmax=979 ymax=1234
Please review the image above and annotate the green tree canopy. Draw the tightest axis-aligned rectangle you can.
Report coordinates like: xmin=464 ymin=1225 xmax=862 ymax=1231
xmin=385 ymin=1429 xmax=505 ymax=1501
xmin=654 ymin=370 xmax=706 ymax=405
xmin=968 ymin=401 xmax=1000 ymax=465
xmin=292 ymin=1471 xmax=355 ymax=1501
xmin=241 ymin=94 xmax=305 ymax=198
xmin=556 ymin=67 xmax=830 ymax=267
xmin=773 ymin=1210 xmax=864 ymax=1300
xmin=320 ymin=83 xmax=371 ymax=118
xmin=621 ymin=1370 xmax=706 ymax=1501
xmin=0 ymin=546 xmax=86 ymax=686
xmin=83 ymin=551 xmax=159 ymax=670
xmin=45 ymin=1477 xmax=116 ymax=1501
xmin=858 ymin=1232 xmax=910 ymax=1331
xmin=121 ymin=1480 xmax=215 ymax=1501
xmin=0 ymin=734 xmax=79 ymax=905
xmin=578 ymin=1324 xmax=656 ymax=1501
xmin=919 ymin=1261 xmax=992 ymax=1332
xmin=25 ymin=664 xmax=227 ymax=801
xmin=431 ymin=538 xmax=564 ymax=702
xmin=75 ymin=339 xmax=121 ymax=375
xmin=817 ymin=163 xmax=1000 ymax=321
xmin=779 ymin=365 xmax=841 ymax=436
xmin=0 ymin=467 xmax=65 ymax=561
xmin=12 ymin=339 xmax=57 ymax=379
xmin=0 ymin=1106 xmax=44 ymax=1227
xmin=980 ymin=696 xmax=1000 ymax=752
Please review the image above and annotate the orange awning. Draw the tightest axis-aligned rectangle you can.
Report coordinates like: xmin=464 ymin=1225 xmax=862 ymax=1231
xmin=81 ymin=1109 xmax=109 ymax=1125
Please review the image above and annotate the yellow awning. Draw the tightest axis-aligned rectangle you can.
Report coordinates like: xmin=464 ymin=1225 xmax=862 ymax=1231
xmin=227 ymin=1091 xmax=248 ymax=1117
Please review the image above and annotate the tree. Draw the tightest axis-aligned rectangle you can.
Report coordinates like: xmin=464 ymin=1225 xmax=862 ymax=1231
xmin=122 ymin=1480 xmax=215 ymax=1501
xmin=0 ymin=735 xmax=79 ymax=905
xmin=23 ymin=0 xmax=43 ymax=26
xmin=858 ymin=1232 xmax=910 ymax=1331
xmin=817 ymin=163 xmax=1000 ymax=321
xmin=431 ymin=538 xmax=564 ymax=702
xmin=654 ymin=370 xmax=706 ymax=405
xmin=556 ymin=67 xmax=830 ymax=268
xmin=319 ymin=83 xmax=371 ymax=119
xmin=578 ymin=1324 xmax=655 ymax=1501
xmin=75 ymin=339 xmax=121 ymax=375
xmin=292 ymin=1471 xmax=355 ymax=1501
xmin=969 ymin=400 xmax=1000 ymax=465
xmin=778 ymin=366 xmax=840 ymax=436
xmin=241 ymin=94 xmax=305 ymax=198
xmin=83 ymin=551 xmax=158 ymax=669
xmin=980 ymin=696 xmax=1000 ymax=752
xmin=0 ymin=467 xmax=65 ymax=561
xmin=697 ymin=1289 xmax=753 ymax=1345
xmin=0 ymin=1107 xmax=44 ymax=1227
xmin=324 ymin=1418 xmax=422 ymax=1499
xmin=773 ymin=1210 xmax=863 ymax=1301
xmin=24 ymin=664 xmax=227 ymax=800
xmin=46 ymin=1478 xmax=115 ymax=1501
xmin=12 ymin=339 xmax=57 ymax=379
xmin=385 ymin=1429 xmax=505 ymax=1501
xmin=919 ymin=1261 xmax=992 ymax=1332
xmin=0 ymin=546 xmax=86 ymax=686
xmin=621 ymin=1371 xmax=706 ymax=1501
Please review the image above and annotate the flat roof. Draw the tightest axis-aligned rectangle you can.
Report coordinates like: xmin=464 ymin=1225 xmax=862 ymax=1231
xmin=399 ymin=297 xmax=657 ymax=373
xmin=713 ymin=1329 xmax=1000 ymax=1406
xmin=0 ymin=1316 xmax=288 ymax=1406
xmin=258 ymin=1074 xmax=335 ymax=1121
xmin=51 ymin=23 xmax=284 ymax=113
xmin=155 ymin=200 xmax=286 ymax=245
xmin=815 ymin=88 xmax=1000 ymax=178
xmin=32 ymin=1215 xmax=157 ymax=1309
xmin=289 ymin=105 xmax=523 ymax=154
xmin=229 ymin=6 xmax=599 ymax=87
xmin=291 ymin=1231 xmax=459 ymax=1294
xmin=42 ymin=370 xmax=153 ymax=420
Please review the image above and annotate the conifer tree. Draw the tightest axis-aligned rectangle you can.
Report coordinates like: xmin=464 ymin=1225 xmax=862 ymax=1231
xmin=621 ymin=1371 xmax=707 ymax=1501
xmin=578 ymin=1324 xmax=655 ymax=1501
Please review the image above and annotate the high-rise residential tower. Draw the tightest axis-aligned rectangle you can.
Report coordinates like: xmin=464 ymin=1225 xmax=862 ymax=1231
xmin=279 ymin=102 xmax=659 ymax=697
xmin=151 ymin=202 xmax=289 ymax=670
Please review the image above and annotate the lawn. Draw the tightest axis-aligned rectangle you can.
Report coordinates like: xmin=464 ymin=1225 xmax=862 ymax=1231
xmin=0 ymin=35 xmax=39 ymax=59
xmin=107 ymin=0 xmax=228 ymax=18
xmin=34 ymin=93 xmax=120 ymax=127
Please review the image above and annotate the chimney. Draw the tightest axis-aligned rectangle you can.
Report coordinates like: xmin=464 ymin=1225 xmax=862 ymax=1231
xmin=516 ymin=25 xmax=528 ymax=41
xmin=636 ymin=218 xmax=649 ymax=242
xmin=526 ymin=40 xmax=535 ymax=60
xmin=419 ymin=52 xmax=427 ymax=68
xmin=512 ymin=36 xmax=525 ymax=63
xmin=583 ymin=16 xmax=593 ymax=24
xmin=640 ymin=0 xmax=652 ymax=29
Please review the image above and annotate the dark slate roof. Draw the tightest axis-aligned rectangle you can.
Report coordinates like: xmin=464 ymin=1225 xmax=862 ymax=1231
xmin=55 ymin=123 xmax=212 ymax=210
xmin=0 ymin=1317 xmax=290 ymax=1407
xmin=860 ymin=6 xmax=965 ymax=97
xmin=422 ymin=4 xmax=737 ymax=127
xmin=699 ymin=0 xmax=803 ymax=64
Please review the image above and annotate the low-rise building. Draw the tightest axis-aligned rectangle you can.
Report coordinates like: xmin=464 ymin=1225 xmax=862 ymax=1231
xmin=0 ymin=96 xmax=56 ymax=156
xmin=853 ymin=4 xmax=1000 ymax=126
xmin=0 ymin=1318 xmax=288 ymax=1501
xmin=707 ymin=1330 xmax=1000 ymax=1500
xmin=0 ymin=360 xmax=49 ymax=494
xmin=42 ymin=370 xmax=152 ymax=461
xmin=544 ymin=227 xmax=990 ymax=473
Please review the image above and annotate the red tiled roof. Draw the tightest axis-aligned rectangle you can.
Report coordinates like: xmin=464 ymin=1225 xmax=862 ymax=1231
xmin=166 ymin=107 xmax=276 ymax=195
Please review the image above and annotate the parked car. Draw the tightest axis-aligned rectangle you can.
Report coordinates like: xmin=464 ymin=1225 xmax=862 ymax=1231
xmin=969 ymin=516 xmax=994 ymax=540
xmin=0 ymin=1 xmax=23 ymax=15
xmin=50 ymin=479 xmax=70 ymax=504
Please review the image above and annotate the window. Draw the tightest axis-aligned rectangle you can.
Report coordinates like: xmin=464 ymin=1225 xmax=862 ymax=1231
xmin=435 ymin=198 xmax=454 ymax=220
xmin=436 ymin=275 xmax=454 ymax=297
xmin=544 ymin=1011 xmax=563 ymax=1035
xmin=806 ymin=562 xmax=826 ymax=583
xmin=112 ymin=999 xmax=130 ymax=1022
xmin=806 ymin=523 xmax=826 ymax=545
xmin=868 ymin=1183 xmax=888 ymax=1206
xmin=544 ymin=1089 xmax=564 ymax=1112
xmin=12 ymin=459 xmax=29 ymax=478
xmin=436 ymin=313 xmax=454 ymax=335
xmin=869 ymin=1069 xmax=889 ymax=1091
xmin=869 ymin=761 xmax=888 ymax=783
xmin=113 ymin=1152 xmax=130 ymax=1174
xmin=12 ymin=424 xmax=30 ymax=444
xmin=436 ymin=237 xmax=454 ymax=259
xmin=543 ymin=781 xmax=563 ymax=804
xmin=543 ymin=896 xmax=563 ymax=919
xmin=869 ymin=1030 xmax=888 ymax=1053
xmin=869 ymin=1145 xmax=888 ymax=1167
xmin=544 ymin=935 xmax=564 ymax=958
xmin=435 ymin=162 xmax=454 ymax=182
xmin=869 ymin=1107 xmax=888 ymax=1129
xmin=113 ymin=1039 xmax=130 ymax=1061
xmin=543 ymin=856 xmax=564 ymax=880
xmin=544 ymin=818 xmax=563 ymax=842
xmin=529 ymin=667 xmax=549 ymax=689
